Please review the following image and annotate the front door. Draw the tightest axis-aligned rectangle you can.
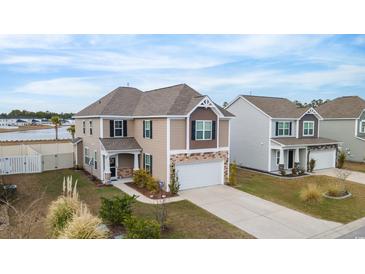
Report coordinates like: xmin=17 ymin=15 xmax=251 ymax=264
xmin=288 ymin=150 xmax=294 ymax=169
xmin=110 ymin=156 xmax=116 ymax=180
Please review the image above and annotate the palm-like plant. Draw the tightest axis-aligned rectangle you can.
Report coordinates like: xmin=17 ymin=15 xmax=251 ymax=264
xmin=67 ymin=125 xmax=75 ymax=140
xmin=51 ymin=116 xmax=62 ymax=140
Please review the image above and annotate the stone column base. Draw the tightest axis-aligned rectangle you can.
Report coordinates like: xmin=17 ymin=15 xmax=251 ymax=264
xmin=278 ymin=164 xmax=284 ymax=171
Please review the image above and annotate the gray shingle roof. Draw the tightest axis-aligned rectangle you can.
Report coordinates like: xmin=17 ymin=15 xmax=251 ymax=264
xmin=76 ymin=84 xmax=234 ymax=117
xmin=316 ymin=96 xmax=365 ymax=119
xmin=272 ymin=137 xmax=340 ymax=146
xmin=99 ymin=137 xmax=141 ymax=151
xmin=241 ymin=95 xmax=309 ymax=118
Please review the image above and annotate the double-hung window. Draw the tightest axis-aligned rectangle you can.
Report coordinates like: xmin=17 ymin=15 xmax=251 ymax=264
xmin=303 ymin=121 xmax=314 ymax=136
xmin=195 ymin=120 xmax=212 ymax=140
xmin=82 ymin=121 xmax=86 ymax=134
xmin=144 ymin=154 xmax=152 ymax=174
xmin=84 ymin=147 xmax=90 ymax=165
xmin=360 ymin=120 xmax=365 ymax=133
xmin=114 ymin=120 xmax=123 ymax=137
xmin=144 ymin=120 xmax=152 ymax=139
xmin=277 ymin=121 xmax=291 ymax=136
xmin=89 ymin=120 xmax=93 ymax=135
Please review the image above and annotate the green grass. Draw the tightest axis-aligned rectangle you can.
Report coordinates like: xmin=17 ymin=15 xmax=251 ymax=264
xmin=343 ymin=161 xmax=365 ymax=173
xmin=0 ymin=169 xmax=252 ymax=239
xmin=233 ymin=168 xmax=365 ymax=224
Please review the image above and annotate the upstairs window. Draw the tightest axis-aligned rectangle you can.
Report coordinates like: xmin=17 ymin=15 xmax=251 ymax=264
xmin=360 ymin=120 xmax=365 ymax=133
xmin=143 ymin=120 xmax=152 ymax=139
xmin=195 ymin=120 xmax=212 ymax=140
xmin=82 ymin=120 xmax=86 ymax=134
xmin=114 ymin=120 xmax=123 ymax=137
xmin=303 ymin=121 xmax=314 ymax=136
xmin=276 ymin=121 xmax=291 ymax=136
xmin=89 ymin=120 xmax=93 ymax=135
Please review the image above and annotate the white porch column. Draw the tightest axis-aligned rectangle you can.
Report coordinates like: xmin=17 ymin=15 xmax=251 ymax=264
xmin=279 ymin=148 xmax=284 ymax=165
xmin=295 ymin=148 xmax=300 ymax=162
xmin=133 ymin=152 xmax=140 ymax=170
xmin=104 ymin=154 xmax=111 ymax=184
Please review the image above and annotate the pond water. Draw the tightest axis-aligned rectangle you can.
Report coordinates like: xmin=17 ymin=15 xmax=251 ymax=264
xmin=0 ymin=126 xmax=71 ymax=141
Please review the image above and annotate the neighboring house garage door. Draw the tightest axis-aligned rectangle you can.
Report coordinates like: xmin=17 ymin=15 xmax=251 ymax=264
xmin=176 ymin=160 xmax=224 ymax=190
xmin=310 ymin=149 xmax=336 ymax=170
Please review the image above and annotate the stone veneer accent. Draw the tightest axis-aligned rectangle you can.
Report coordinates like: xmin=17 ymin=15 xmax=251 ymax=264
xmin=170 ymin=151 xmax=229 ymax=182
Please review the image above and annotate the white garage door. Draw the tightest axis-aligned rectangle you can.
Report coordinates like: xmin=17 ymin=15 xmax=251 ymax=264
xmin=176 ymin=160 xmax=224 ymax=190
xmin=310 ymin=149 xmax=336 ymax=170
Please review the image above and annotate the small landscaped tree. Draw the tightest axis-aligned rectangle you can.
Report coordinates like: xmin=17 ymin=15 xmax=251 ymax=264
xmin=67 ymin=124 xmax=75 ymax=140
xmin=337 ymin=151 xmax=346 ymax=169
xmin=51 ymin=116 xmax=62 ymax=140
xmin=229 ymin=161 xmax=238 ymax=185
xmin=169 ymin=163 xmax=180 ymax=195
xmin=309 ymin=158 xmax=316 ymax=172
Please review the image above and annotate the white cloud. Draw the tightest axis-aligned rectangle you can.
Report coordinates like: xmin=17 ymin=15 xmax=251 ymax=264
xmin=0 ymin=35 xmax=72 ymax=49
xmin=14 ymin=77 xmax=105 ymax=97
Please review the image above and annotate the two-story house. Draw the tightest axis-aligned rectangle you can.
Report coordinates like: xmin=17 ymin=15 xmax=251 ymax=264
xmin=226 ymin=95 xmax=341 ymax=173
xmin=73 ymin=84 xmax=234 ymax=190
xmin=316 ymin=96 xmax=365 ymax=162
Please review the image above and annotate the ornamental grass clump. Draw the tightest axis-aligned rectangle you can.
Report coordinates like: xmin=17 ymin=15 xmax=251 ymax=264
xmin=59 ymin=203 xmax=109 ymax=239
xmin=46 ymin=176 xmax=81 ymax=237
xmin=299 ymin=184 xmax=322 ymax=203
xmin=326 ymin=182 xmax=347 ymax=197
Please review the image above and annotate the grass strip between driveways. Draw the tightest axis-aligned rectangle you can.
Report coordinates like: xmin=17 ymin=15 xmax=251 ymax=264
xmin=343 ymin=161 xmax=365 ymax=173
xmin=234 ymin=168 xmax=365 ymax=224
xmin=1 ymin=169 xmax=253 ymax=239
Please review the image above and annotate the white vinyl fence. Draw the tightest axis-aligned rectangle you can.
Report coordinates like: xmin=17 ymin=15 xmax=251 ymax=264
xmin=0 ymin=154 xmax=42 ymax=175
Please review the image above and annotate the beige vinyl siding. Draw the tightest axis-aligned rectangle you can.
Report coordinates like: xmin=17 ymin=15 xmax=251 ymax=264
xmin=219 ymin=120 xmax=229 ymax=147
xmin=134 ymin=118 xmax=167 ymax=183
xmin=118 ymin=154 xmax=134 ymax=168
xmin=103 ymin=119 xmax=135 ymax=138
xmin=75 ymin=118 xmax=102 ymax=179
xmin=170 ymin=119 xmax=186 ymax=150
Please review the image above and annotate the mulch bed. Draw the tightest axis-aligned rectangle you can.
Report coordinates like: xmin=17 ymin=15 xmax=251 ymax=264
xmin=126 ymin=182 xmax=178 ymax=199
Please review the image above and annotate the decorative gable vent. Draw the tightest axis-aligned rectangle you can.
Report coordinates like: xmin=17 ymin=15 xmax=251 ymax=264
xmin=199 ymin=98 xmax=214 ymax=108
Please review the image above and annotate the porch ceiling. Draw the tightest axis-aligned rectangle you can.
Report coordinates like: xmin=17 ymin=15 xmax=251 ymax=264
xmin=100 ymin=137 xmax=142 ymax=151
xmin=271 ymin=137 xmax=340 ymax=147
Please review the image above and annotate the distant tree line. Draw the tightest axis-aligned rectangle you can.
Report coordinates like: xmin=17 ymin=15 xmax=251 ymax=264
xmin=0 ymin=109 xmax=74 ymax=119
xmin=293 ymin=99 xmax=330 ymax=108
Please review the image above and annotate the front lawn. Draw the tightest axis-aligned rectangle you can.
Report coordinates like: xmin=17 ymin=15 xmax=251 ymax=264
xmin=343 ymin=161 xmax=365 ymax=173
xmin=0 ymin=169 xmax=252 ymax=239
xmin=233 ymin=168 xmax=365 ymax=224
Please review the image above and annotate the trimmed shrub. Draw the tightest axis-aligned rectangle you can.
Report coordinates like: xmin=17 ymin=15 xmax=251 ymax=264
xmin=229 ymin=161 xmax=238 ymax=186
xmin=291 ymin=167 xmax=298 ymax=176
xmin=309 ymin=158 xmax=316 ymax=172
xmin=59 ymin=204 xmax=109 ymax=239
xmin=99 ymin=195 xmax=136 ymax=226
xmin=169 ymin=163 xmax=180 ymax=194
xmin=337 ymin=151 xmax=346 ymax=169
xmin=133 ymin=169 xmax=151 ymax=188
xmin=300 ymin=184 xmax=322 ymax=203
xmin=146 ymin=177 xmax=159 ymax=193
xmin=125 ymin=217 xmax=161 ymax=239
xmin=298 ymin=168 xmax=306 ymax=175
xmin=46 ymin=196 xmax=81 ymax=237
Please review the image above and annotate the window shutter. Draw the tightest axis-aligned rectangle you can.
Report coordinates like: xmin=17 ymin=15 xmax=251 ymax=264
xmin=142 ymin=153 xmax=145 ymax=169
xmin=212 ymin=121 xmax=216 ymax=140
xmin=150 ymin=121 xmax=153 ymax=139
xmin=275 ymin=122 xmax=279 ymax=136
xmin=123 ymin=120 xmax=127 ymax=137
xmin=143 ymin=120 xmax=145 ymax=138
xmin=191 ymin=120 xmax=196 ymax=140
xmin=110 ymin=120 xmax=114 ymax=137
xmin=150 ymin=154 xmax=153 ymax=175
xmin=289 ymin=122 xmax=292 ymax=135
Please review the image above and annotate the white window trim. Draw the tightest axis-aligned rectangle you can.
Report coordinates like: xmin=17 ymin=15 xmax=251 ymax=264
xmin=144 ymin=120 xmax=151 ymax=139
xmin=195 ymin=120 xmax=213 ymax=141
xmin=114 ymin=120 xmax=124 ymax=137
xmin=89 ymin=120 xmax=93 ymax=135
xmin=144 ymin=153 xmax=152 ymax=173
xmin=276 ymin=150 xmax=280 ymax=166
xmin=277 ymin=121 xmax=291 ymax=137
xmin=84 ymin=147 xmax=90 ymax=165
xmin=82 ymin=120 xmax=86 ymax=134
xmin=360 ymin=120 xmax=365 ymax=133
xmin=303 ymin=121 xmax=315 ymax=136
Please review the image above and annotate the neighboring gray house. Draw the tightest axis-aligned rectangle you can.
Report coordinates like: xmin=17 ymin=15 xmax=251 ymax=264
xmin=316 ymin=96 xmax=365 ymax=162
xmin=226 ymin=95 xmax=341 ymax=173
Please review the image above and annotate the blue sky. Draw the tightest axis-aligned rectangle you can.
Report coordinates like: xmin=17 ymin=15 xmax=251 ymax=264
xmin=0 ymin=34 xmax=365 ymax=113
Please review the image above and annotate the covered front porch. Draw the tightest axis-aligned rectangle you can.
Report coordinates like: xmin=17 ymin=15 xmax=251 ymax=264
xmin=270 ymin=145 xmax=307 ymax=172
xmin=99 ymin=137 xmax=142 ymax=184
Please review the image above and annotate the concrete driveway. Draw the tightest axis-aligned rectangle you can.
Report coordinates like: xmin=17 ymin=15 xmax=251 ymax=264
xmin=180 ymin=185 xmax=341 ymax=239
xmin=314 ymin=168 xmax=365 ymax=185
